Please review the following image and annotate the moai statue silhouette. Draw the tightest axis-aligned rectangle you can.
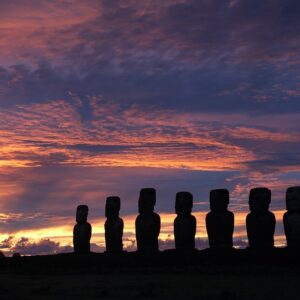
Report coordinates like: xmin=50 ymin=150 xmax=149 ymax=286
xmin=73 ymin=205 xmax=92 ymax=253
xmin=246 ymin=187 xmax=276 ymax=248
xmin=174 ymin=192 xmax=197 ymax=250
xmin=206 ymin=189 xmax=234 ymax=248
xmin=105 ymin=196 xmax=124 ymax=253
xmin=135 ymin=188 xmax=161 ymax=252
xmin=284 ymin=186 xmax=300 ymax=248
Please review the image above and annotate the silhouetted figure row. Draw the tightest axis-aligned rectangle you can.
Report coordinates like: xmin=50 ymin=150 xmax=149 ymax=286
xmin=73 ymin=186 xmax=300 ymax=254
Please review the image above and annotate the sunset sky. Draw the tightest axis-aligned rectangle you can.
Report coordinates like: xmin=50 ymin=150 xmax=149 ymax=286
xmin=0 ymin=0 xmax=300 ymax=255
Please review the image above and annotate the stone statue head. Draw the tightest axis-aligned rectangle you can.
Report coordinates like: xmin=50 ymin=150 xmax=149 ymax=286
xmin=76 ymin=205 xmax=89 ymax=224
xmin=138 ymin=188 xmax=156 ymax=214
xmin=105 ymin=196 xmax=121 ymax=218
xmin=175 ymin=191 xmax=193 ymax=216
xmin=209 ymin=189 xmax=229 ymax=212
xmin=286 ymin=186 xmax=300 ymax=211
xmin=249 ymin=187 xmax=271 ymax=212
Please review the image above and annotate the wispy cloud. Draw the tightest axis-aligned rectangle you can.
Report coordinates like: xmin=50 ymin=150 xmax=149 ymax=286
xmin=1 ymin=98 xmax=300 ymax=172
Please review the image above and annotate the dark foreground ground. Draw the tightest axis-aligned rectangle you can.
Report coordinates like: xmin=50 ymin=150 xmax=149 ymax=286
xmin=0 ymin=248 xmax=299 ymax=299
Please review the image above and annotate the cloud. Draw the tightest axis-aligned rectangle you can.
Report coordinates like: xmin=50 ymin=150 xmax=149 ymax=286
xmin=0 ymin=0 xmax=297 ymax=255
xmin=0 ymin=98 xmax=257 ymax=170
xmin=10 ymin=237 xmax=73 ymax=255
xmin=1 ymin=97 xmax=300 ymax=177
xmin=0 ymin=236 xmax=14 ymax=249
xmin=0 ymin=0 xmax=299 ymax=113
xmin=2 ymin=0 xmax=299 ymax=68
xmin=0 ymin=95 xmax=299 ymax=219
xmin=0 ymin=235 xmax=251 ymax=255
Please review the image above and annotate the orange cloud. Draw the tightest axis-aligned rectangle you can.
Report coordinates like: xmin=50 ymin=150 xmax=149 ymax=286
xmin=1 ymin=98 xmax=300 ymax=174
xmin=0 ymin=1 xmax=100 ymax=67
xmin=0 ymin=99 xmax=257 ymax=170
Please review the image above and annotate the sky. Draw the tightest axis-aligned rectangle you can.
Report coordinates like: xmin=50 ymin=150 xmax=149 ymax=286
xmin=0 ymin=0 xmax=300 ymax=255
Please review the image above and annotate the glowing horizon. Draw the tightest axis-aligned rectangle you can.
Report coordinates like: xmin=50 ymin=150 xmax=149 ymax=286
xmin=0 ymin=209 xmax=288 ymax=255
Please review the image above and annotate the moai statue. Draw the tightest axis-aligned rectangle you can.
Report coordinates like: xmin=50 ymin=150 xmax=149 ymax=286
xmin=73 ymin=205 xmax=92 ymax=253
xmin=206 ymin=189 xmax=234 ymax=248
xmin=284 ymin=186 xmax=300 ymax=248
xmin=105 ymin=196 xmax=124 ymax=253
xmin=246 ymin=187 xmax=276 ymax=248
xmin=135 ymin=188 xmax=161 ymax=252
xmin=174 ymin=192 xmax=197 ymax=250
